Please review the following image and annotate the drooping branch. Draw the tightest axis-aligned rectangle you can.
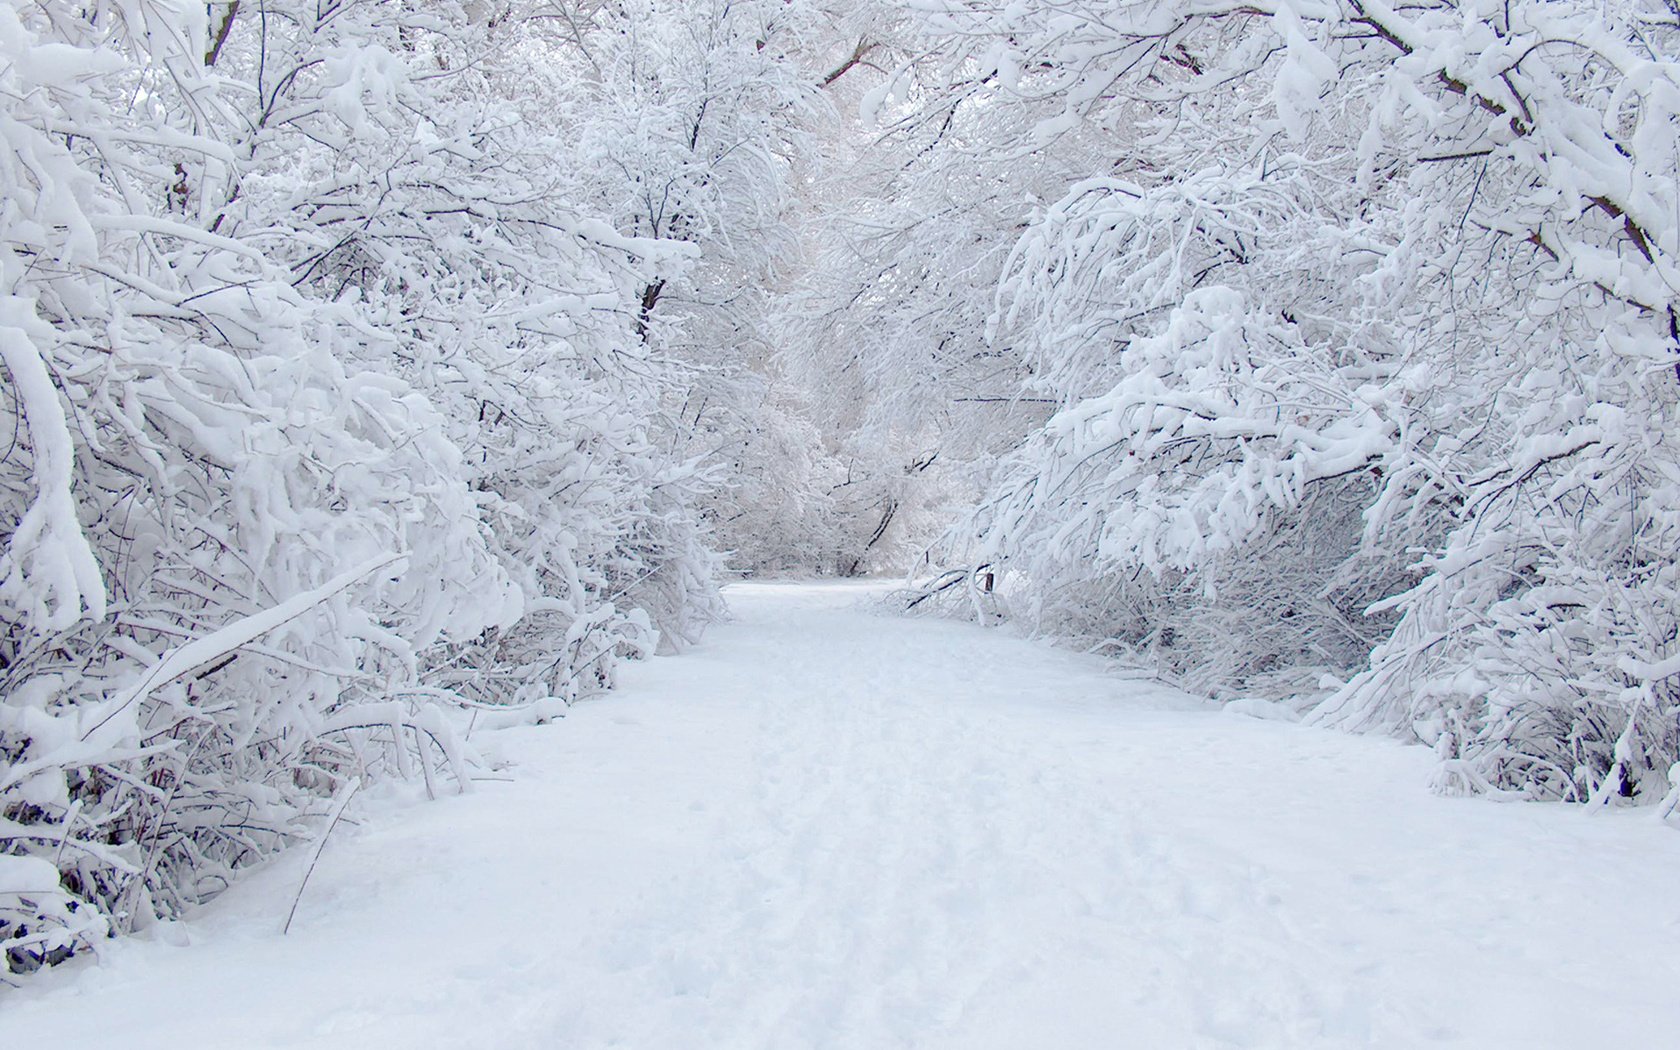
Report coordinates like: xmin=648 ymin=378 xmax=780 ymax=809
xmin=1347 ymin=0 xmax=1660 ymax=268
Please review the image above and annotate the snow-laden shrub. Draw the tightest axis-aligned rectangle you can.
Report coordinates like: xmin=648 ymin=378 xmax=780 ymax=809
xmin=207 ymin=0 xmax=724 ymax=663
xmin=920 ymin=0 xmax=1680 ymax=803
xmin=968 ymin=171 xmax=1418 ymax=697
xmin=1 ymin=0 xmax=721 ymax=976
xmin=1314 ymin=326 xmax=1680 ymax=803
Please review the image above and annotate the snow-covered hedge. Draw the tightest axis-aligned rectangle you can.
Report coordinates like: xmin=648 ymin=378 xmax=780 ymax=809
xmin=915 ymin=0 xmax=1680 ymax=805
xmin=1 ymin=0 xmax=719 ymax=977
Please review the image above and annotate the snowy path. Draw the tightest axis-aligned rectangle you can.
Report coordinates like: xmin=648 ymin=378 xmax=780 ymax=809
xmin=10 ymin=581 xmax=1680 ymax=1048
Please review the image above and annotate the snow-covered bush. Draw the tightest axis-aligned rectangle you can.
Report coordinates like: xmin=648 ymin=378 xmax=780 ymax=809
xmin=969 ymin=171 xmax=1415 ymax=695
xmin=910 ymin=0 xmax=1680 ymax=803
xmin=209 ymin=0 xmax=724 ymax=660
xmin=1 ymin=0 xmax=722 ymax=976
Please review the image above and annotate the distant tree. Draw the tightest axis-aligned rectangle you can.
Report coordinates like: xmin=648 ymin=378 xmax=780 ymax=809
xmin=534 ymin=0 xmax=864 ymax=575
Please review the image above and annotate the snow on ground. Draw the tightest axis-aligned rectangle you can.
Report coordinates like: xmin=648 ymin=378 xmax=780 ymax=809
xmin=9 ymin=581 xmax=1680 ymax=1048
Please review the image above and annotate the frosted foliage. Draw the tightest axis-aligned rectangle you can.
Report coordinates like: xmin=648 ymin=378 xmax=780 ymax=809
xmin=534 ymin=0 xmax=843 ymax=578
xmin=7 ymin=0 xmax=1680 ymax=987
xmin=923 ymin=0 xmax=1680 ymax=803
xmin=1 ymin=0 xmax=720 ymax=975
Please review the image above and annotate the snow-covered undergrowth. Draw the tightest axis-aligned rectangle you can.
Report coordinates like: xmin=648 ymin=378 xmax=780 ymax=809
xmin=0 ymin=1 xmax=719 ymax=977
xmin=894 ymin=0 xmax=1680 ymax=807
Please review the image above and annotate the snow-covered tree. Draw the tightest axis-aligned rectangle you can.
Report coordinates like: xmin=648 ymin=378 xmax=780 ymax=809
xmin=1 ymin=0 xmax=723 ymax=976
xmin=900 ymin=0 xmax=1680 ymax=803
xmin=206 ymin=0 xmax=723 ymax=657
xmin=531 ymin=0 xmax=856 ymax=575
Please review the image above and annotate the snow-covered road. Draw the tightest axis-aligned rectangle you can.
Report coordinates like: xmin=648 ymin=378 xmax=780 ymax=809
xmin=10 ymin=581 xmax=1680 ymax=1048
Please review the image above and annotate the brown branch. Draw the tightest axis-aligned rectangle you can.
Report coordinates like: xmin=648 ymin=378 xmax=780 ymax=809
xmin=205 ymin=1 xmax=240 ymax=67
xmin=1514 ymin=227 xmax=1653 ymax=312
xmin=822 ymin=38 xmax=878 ymax=88
xmin=634 ymin=279 xmax=664 ymax=342
xmin=1588 ymin=195 xmax=1655 ymax=264
xmin=1418 ymin=149 xmax=1495 ymax=163
xmin=1350 ymin=2 xmax=1658 ymax=268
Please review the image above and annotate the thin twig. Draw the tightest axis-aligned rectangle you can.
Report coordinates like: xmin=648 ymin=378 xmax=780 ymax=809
xmin=281 ymin=777 xmax=360 ymax=936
